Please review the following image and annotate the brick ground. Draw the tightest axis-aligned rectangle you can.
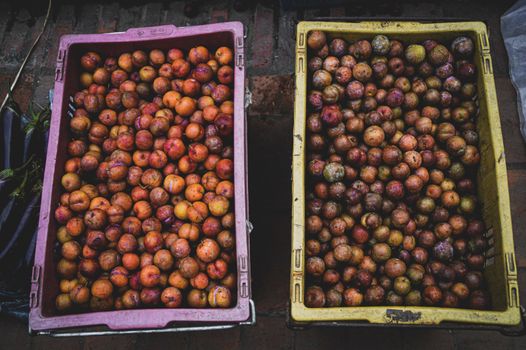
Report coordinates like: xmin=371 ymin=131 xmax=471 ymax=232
xmin=1 ymin=0 xmax=525 ymax=348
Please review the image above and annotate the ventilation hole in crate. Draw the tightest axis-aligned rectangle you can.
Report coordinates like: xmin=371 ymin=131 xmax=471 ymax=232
xmin=294 ymin=283 xmax=301 ymax=303
xmin=510 ymin=286 xmax=518 ymax=307
xmin=485 ymin=229 xmax=495 ymax=261
xmin=485 ymin=246 xmax=495 ymax=259
xmin=486 ymin=235 xmax=495 ymax=249
xmin=238 ymin=254 xmax=247 ymax=271
xmin=480 ymin=32 xmax=489 ymax=50
xmin=506 ymin=252 xmax=516 ymax=273
xmin=487 ymin=237 xmax=495 ymax=250
xmin=474 ymin=98 xmax=480 ymax=117
xmin=485 ymin=227 xmax=494 ymax=239
xmin=29 ymin=291 xmax=38 ymax=308
xmin=485 ymin=255 xmax=495 ymax=267
xmin=55 ymin=67 xmax=63 ymax=81
xmin=240 ymin=281 xmax=249 ymax=298
xmin=298 ymin=57 xmax=304 ymax=73
xmin=299 ymin=33 xmax=305 ymax=47
xmin=484 ymin=57 xmax=493 ymax=74
xmin=478 ymin=85 xmax=485 ymax=99
xmin=31 ymin=265 xmax=40 ymax=283
xmin=295 ymin=249 xmax=301 ymax=269
xmin=485 ymin=234 xmax=495 ymax=249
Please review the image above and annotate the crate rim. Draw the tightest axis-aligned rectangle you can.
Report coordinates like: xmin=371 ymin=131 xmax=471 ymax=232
xmin=296 ymin=20 xmax=488 ymax=33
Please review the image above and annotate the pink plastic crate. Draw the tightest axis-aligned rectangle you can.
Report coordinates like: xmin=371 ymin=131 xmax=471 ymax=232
xmin=29 ymin=22 xmax=251 ymax=333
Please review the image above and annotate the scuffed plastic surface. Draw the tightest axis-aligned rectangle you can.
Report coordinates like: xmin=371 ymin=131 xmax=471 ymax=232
xmin=502 ymin=0 xmax=526 ymax=141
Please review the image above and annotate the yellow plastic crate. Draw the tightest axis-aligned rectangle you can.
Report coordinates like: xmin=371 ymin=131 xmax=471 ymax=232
xmin=290 ymin=21 xmax=521 ymax=327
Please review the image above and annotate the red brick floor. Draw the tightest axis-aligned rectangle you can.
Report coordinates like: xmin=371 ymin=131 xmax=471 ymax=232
xmin=1 ymin=0 xmax=525 ymax=348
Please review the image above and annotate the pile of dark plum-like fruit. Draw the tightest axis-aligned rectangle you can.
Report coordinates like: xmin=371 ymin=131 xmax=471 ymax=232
xmin=304 ymin=31 xmax=491 ymax=309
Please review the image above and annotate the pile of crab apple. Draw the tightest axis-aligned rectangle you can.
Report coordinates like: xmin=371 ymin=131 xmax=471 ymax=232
xmin=54 ymin=44 xmax=238 ymax=312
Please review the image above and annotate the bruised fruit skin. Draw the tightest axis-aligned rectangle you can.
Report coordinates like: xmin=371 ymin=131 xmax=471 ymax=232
xmin=371 ymin=35 xmax=390 ymax=56
xmin=54 ymin=46 xmax=238 ymax=313
xmin=451 ymin=36 xmax=474 ymax=59
xmin=208 ymin=285 xmax=232 ymax=308
xmin=323 ymin=162 xmax=345 ymax=183
xmin=304 ymin=33 xmax=490 ymax=309
xmin=161 ymin=287 xmax=183 ymax=308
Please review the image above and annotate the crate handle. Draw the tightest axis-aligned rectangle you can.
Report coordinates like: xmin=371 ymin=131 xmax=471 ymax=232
xmin=125 ymin=25 xmax=176 ymax=39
